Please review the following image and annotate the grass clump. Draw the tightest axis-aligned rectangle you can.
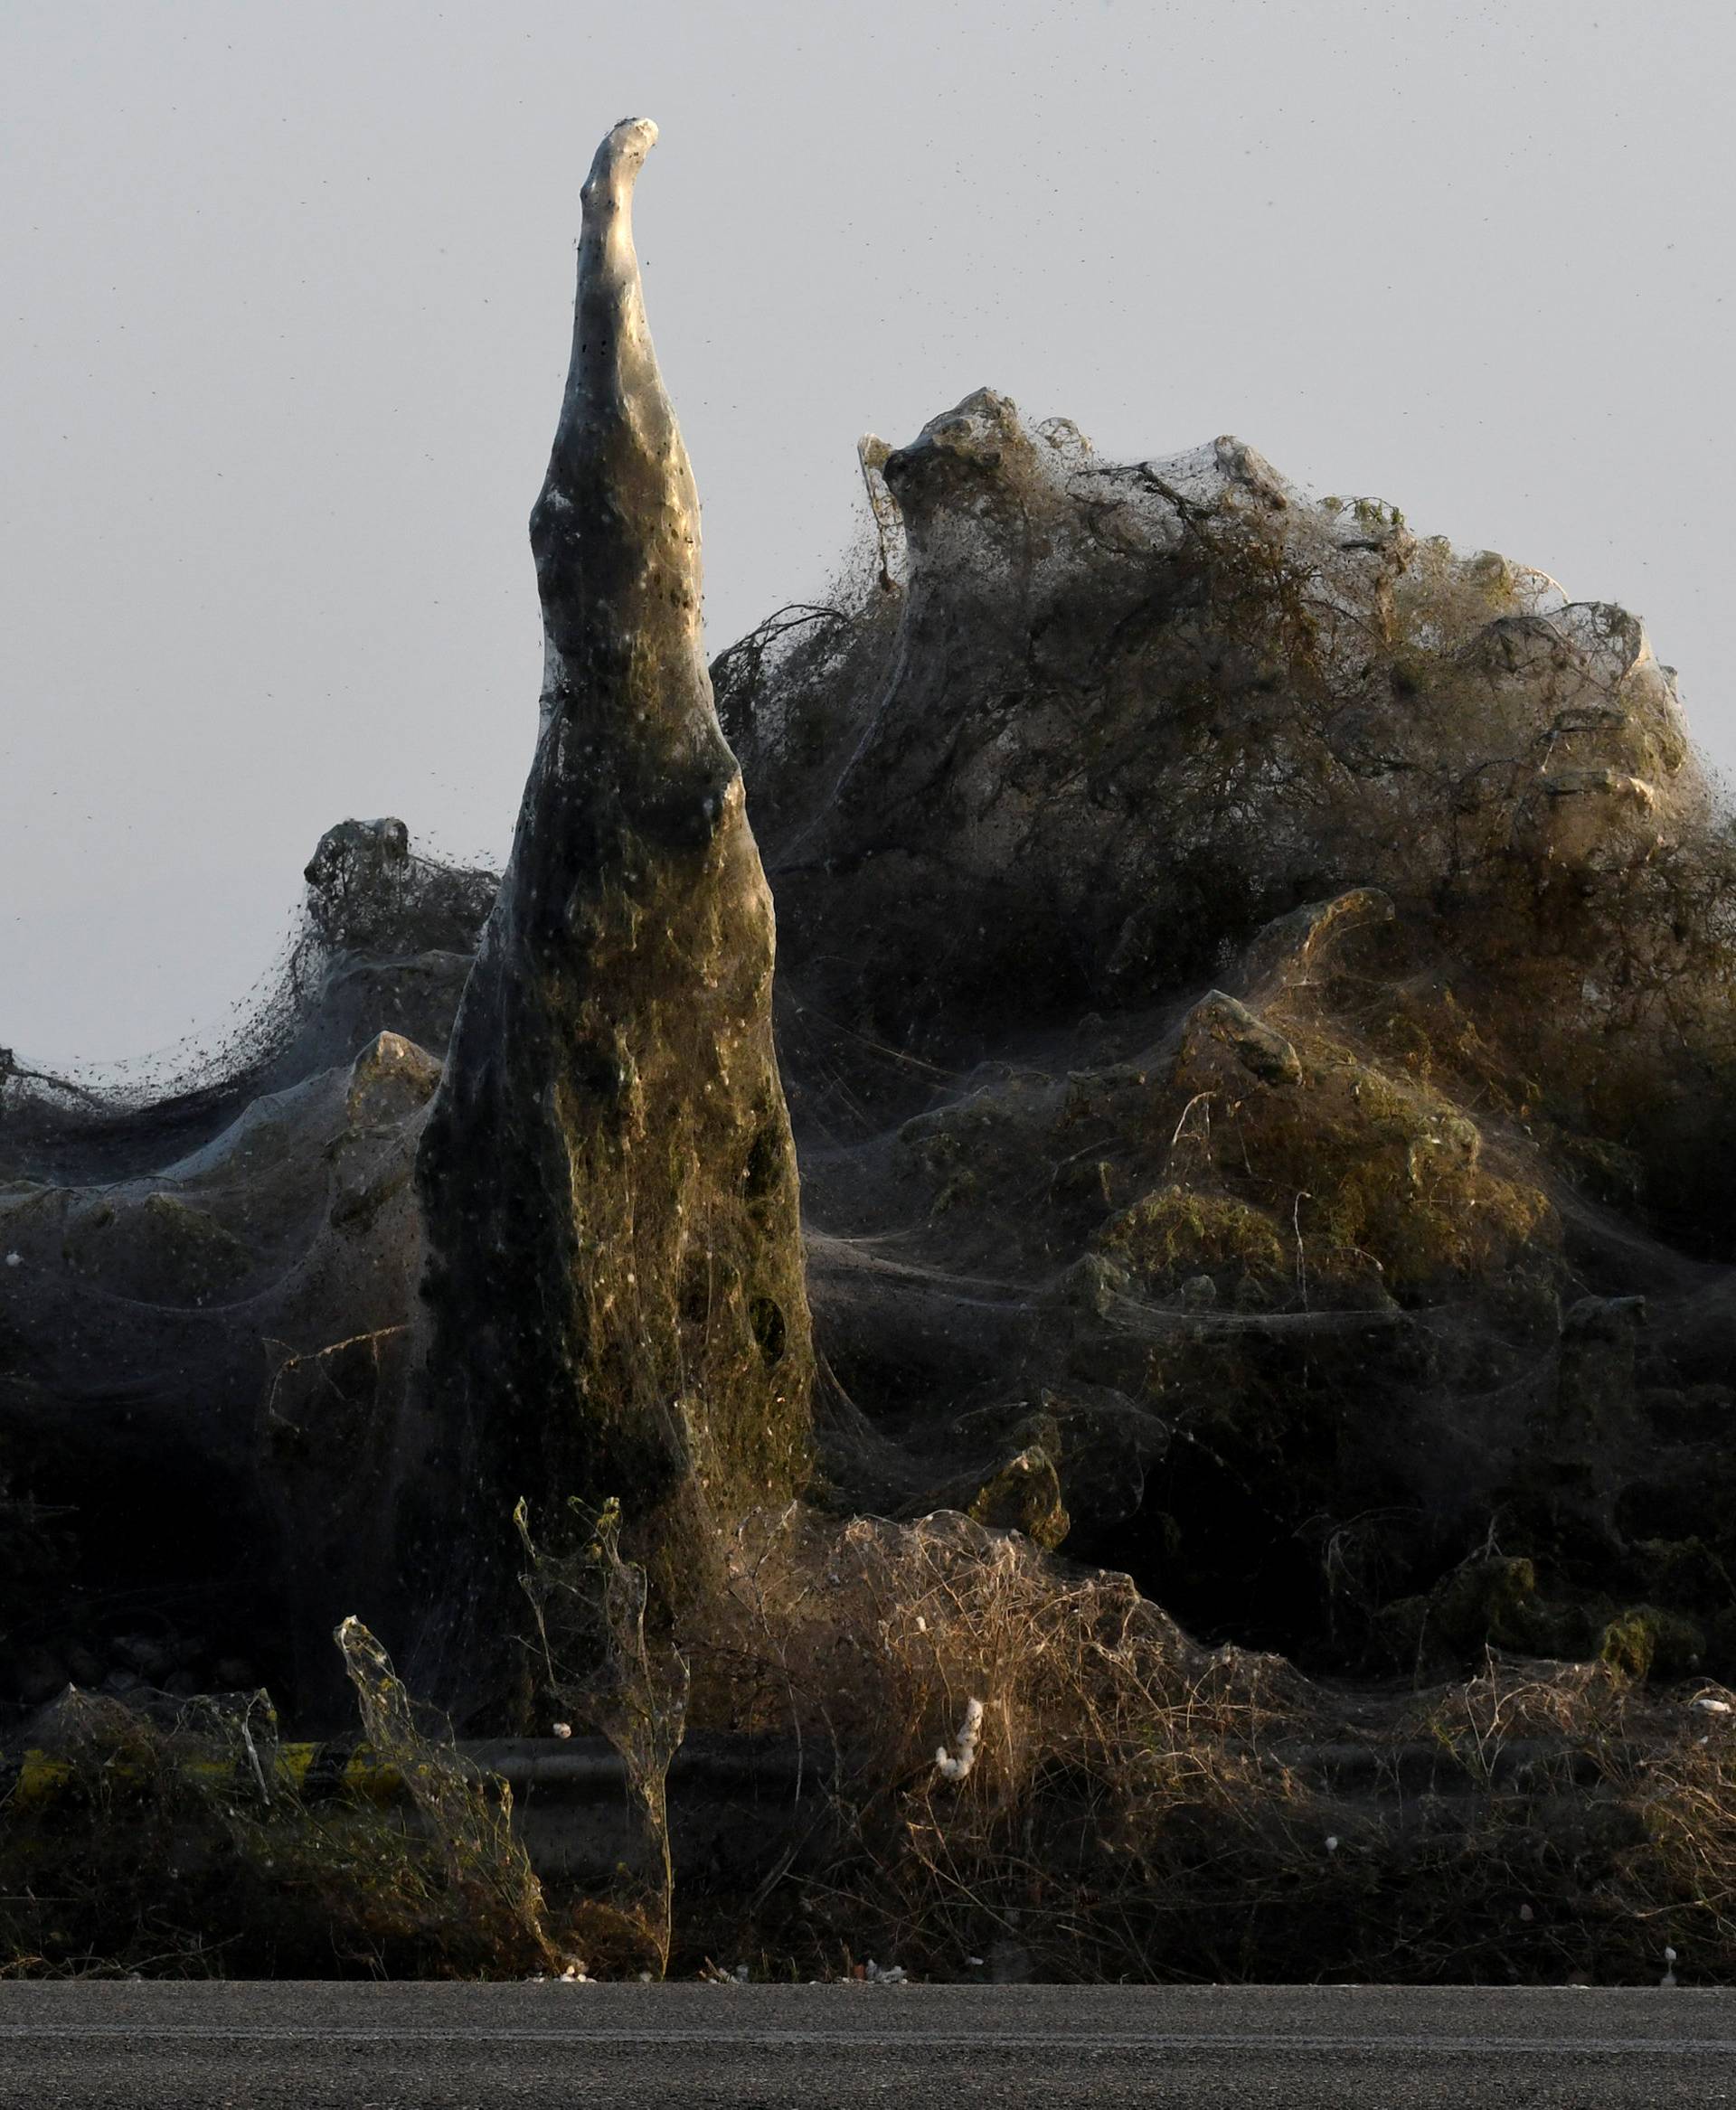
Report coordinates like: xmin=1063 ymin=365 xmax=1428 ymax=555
xmin=675 ymin=1507 xmax=1736 ymax=1984
xmin=1599 ymin=1606 xmax=1707 ymax=1686
xmin=693 ymin=1507 xmax=1338 ymax=1981
xmin=1170 ymin=1001 xmax=1560 ymax=1302
xmin=0 ymin=1624 xmax=560 ymax=1979
xmin=1095 ymin=1185 xmax=1288 ymax=1304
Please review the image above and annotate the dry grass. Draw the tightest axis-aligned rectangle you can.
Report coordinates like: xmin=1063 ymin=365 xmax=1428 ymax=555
xmin=681 ymin=1507 xmax=1736 ymax=1984
xmin=14 ymin=1512 xmax=1736 ymax=1983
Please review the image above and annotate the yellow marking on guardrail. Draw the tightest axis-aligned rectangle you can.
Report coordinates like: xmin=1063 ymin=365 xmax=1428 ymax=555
xmin=0 ymin=1745 xmax=413 ymax=1813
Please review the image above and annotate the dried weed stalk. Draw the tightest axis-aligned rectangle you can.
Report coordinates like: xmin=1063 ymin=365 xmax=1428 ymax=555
xmin=515 ymin=1496 xmax=689 ymax=1975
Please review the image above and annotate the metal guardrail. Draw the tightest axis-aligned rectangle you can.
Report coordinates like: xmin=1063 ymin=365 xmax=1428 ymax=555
xmin=0 ymin=1733 xmax=828 ymax=1884
xmin=0 ymin=1733 xmax=819 ymax=1806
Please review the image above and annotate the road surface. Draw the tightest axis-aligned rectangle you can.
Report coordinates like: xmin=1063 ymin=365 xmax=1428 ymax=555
xmin=1 ymin=1980 xmax=1732 ymax=2106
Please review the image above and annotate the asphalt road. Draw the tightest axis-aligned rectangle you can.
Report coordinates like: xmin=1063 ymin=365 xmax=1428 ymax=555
xmin=1 ymin=1981 xmax=1733 ymax=2107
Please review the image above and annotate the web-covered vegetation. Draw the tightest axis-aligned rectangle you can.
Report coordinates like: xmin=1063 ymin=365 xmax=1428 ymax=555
xmin=7 ymin=382 xmax=1736 ymax=1979
xmin=0 ymin=1622 xmax=557 ymax=1977
xmin=684 ymin=1506 xmax=1736 ymax=1985
xmin=717 ymin=391 xmax=1736 ymax=1691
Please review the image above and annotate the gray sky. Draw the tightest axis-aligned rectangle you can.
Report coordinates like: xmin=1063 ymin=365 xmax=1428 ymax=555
xmin=4 ymin=0 xmax=1731 ymax=1075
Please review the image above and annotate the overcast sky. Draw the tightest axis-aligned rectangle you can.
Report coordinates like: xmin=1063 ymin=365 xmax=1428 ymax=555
xmin=4 ymin=0 xmax=1731 ymax=1075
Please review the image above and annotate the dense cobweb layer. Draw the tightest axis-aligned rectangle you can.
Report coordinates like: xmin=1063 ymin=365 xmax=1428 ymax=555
xmin=6 ymin=385 xmax=1736 ymax=1732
